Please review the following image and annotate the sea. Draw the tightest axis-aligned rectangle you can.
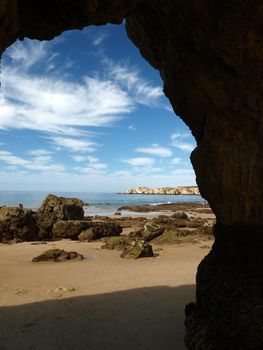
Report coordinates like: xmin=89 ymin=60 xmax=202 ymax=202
xmin=0 ymin=191 xmax=204 ymax=216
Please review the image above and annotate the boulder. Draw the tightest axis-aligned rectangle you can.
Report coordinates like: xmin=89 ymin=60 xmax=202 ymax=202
xmin=195 ymin=222 xmax=215 ymax=236
xmin=52 ymin=220 xmax=92 ymax=239
xmin=89 ymin=221 xmax=122 ymax=240
xmin=78 ymin=228 xmax=96 ymax=242
xmin=120 ymin=240 xmax=154 ymax=259
xmin=0 ymin=207 xmax=38 ymax=242
xmin=35 ymin=194 xmax=84 ymax=238
xmin=101 ymin=236 xmax=132 ymax=250
xmin=152 ymin=229 xmax=190 ymax=245
xmin=128 ymin=228 xmax=144 ymax=239
xmin=171 ymin=211 xmax=188 ymax=219
xmin=142 ymin=222 xmax=164 ymax=241
xmin=32 ymin=249 xmax=83 ymax=262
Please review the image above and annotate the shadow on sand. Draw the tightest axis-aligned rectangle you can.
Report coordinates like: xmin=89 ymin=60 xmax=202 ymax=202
xmin=0 ymin=285 xmax=195 ymax=350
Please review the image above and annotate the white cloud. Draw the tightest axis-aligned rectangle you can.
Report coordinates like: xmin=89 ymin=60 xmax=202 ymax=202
xmin=171 ymin=168 xmax=195 ymax=176
xmin=122 ymin=157 xmax=155 ymax=167
xmin=128 ymin=124 xmax=136 ymax=132
xmin=104 ymin=57 xmax=164 ymax=107
xmin=72 ymin=155 xmax=86 ymax=162
xmin=1 ymin=40 xmax=169 ymax=140
xmin=29 ymin=149 xmax=52 ymax=156
xmin=87 ymin=156 xmax=99 ymax=163
xmin=171 ymin=157 xmax=182 ymax=165
xmin=135 ymin=144 xmax=172 ymax=157
xmin=170 ymin=132 xmax=191 ymax=141
xmin=1 ymin=69 xmax=133 ymax=135
xmin=7 ymin=40 xmax=47 ymax=71
xmin=93 ymin=32 xmax=108 ymax=46
xmin=74 ymin=162 xmax=107 ymax=175
xmin=51 ymin=137 xmax=97 ymax=152
xmin=175 ymin=143 xmax=195 ymax=152
xmin=170 ymin=132 xmax=196 ymax=153
xmin=72 ymin=155 xmax=100 ymax=163
xmin=1 ymin=39 xmax=135 ymax=136
xmin=0 ymin=149 xmax=65 ymax=172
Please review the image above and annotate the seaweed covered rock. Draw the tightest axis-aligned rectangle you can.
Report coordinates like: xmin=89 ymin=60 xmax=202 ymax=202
xmin=128 ymin=228 xmax=144 ymax=239
xmin=32 ymin=249 xmax=83 ymax=262
xmin=172 ymin=211 xmax=188 ymax=219
xmin=35 ymin=194 xmax=84 ymax=239
xmin=90 ymin=221 xmax=122 ymax=239
xmin=121 ymin=240 xmax=154 ymax=259
xmin=52 ymin=220 xmax=92 ymax=240
xmin=194 ymin=221 xmax=215 ymax=236
xmin=78 ymin=228 xmax=95 ymax=242
xmin=152 ymin=229 xmax=190 ymax=245
xmin=142 ymin=222 xmax=164 ymax=241
xmin=0 ymin=207 xmax=38 ymax=242
xmin=101 ymin=236 xmax=132 ymax=250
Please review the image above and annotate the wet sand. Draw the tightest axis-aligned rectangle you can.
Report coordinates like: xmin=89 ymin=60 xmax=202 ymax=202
xmin=0 ymin=239 xmax=212 ymax=350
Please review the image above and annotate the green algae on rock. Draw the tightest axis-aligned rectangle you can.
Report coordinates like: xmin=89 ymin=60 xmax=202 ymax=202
xmin=32 ymin=249 xmax=84 ymax=262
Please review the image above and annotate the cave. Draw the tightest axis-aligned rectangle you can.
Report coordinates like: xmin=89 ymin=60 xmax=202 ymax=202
xmin=1 ymin=1 xmax=263 ymax=348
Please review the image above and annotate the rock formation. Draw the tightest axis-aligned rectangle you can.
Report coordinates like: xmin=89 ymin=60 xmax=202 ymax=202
xmin=32 ymin=249 xmax=84 ymax=262
xmin=52 ymin=220 xmax=92 ymax=240
xmin=120 ymin=186 xmax=200 ymax=195
xmin=0 ymin=206 xmax=38 ymax=242
xmin=1 ymin=1 xmax=262 ymax=348
xmin=0 ymin=195 xmax=123 ymax=242
xmin=35 ymin=194 xmax=84 ymax=239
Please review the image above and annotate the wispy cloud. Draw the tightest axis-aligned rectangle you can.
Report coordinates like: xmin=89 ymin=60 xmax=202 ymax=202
xmin=135 ymin=144 xmax=172 ymax=157
xmin=0 ymin=149 xmax=65 ymax=172
xmin=29 ymin=149 xmax=52 ymax=156
xmin=6 ymin=40 xmax=47 ymax=71
xmin=122 ymin=157 xmax=155 ymax=167
xmin=72 ymin=155 xmax=87 ymax=162
xmin=72 ymin=154 xmax=105 ymax=168
xmin=128 ymin=124 xmax=136 ymax=132
xmin=171 ymin=157 xmax=182 ymax=165
xmin=1 ymin=39 xmax=134 ymax=136
xmin=1 ymin=70 xmax=133 ymax=135
xmin=93 ymin=31 xmax=108 ymax=46
xmin=170 ymin=132 xmax=196 ymax=153
xmin=74 ymin=155 xmax=107 ymax=175
xmin=171 ymin=168 xmax=195 ymax=176
xmin=51 ymin=137 xmax=98 ymax=152
xmin=1 ymin=39 xmax=168 ymax=140
xmin=103 ymin=57 xmax=164 ymax=107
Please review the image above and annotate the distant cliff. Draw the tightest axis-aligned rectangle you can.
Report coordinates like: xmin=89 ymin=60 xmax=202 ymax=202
xmin=118 ymin=186 xmax=200 ymax=195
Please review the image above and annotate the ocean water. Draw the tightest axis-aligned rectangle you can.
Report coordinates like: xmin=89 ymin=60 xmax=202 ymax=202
xmin=0 ymin=191 xmax=204 ymax=216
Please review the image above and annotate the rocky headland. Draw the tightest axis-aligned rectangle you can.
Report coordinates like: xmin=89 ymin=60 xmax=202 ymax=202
xmin=118 ymin=186 xmax=200 ymax=195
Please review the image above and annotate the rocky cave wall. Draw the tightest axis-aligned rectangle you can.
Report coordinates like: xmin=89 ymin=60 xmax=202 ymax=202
xmin=1 ymin=1 xmax=263 ymax=349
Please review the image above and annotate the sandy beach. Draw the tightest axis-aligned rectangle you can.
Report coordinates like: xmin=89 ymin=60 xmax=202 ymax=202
xmin=0 ymin=238 xmax=212 ymax=350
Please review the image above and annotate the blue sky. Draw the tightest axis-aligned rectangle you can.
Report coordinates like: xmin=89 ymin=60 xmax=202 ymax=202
xmin=0 ymin=23 xmax=196 ymax=192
